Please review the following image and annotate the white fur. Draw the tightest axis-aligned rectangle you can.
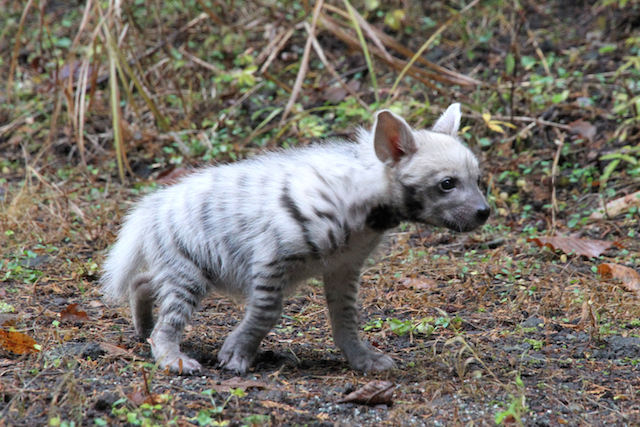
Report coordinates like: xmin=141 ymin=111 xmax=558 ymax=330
xmin=101 ymin=104 xmax=488 ymax=374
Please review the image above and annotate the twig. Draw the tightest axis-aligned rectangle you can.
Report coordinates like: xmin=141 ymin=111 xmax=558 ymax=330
xmin=259 ymin=26 xmax=296 ymax=74
xmin=481 ymin=114 xmax=571 ymax=131
xmin=6 ymin=0 xmax=35 ymax=101
xmin=280 ymin=0 xmax=324 ymax=124
xmin=322 ymin=3 xmax=480 ymax=87
xmin=306 ymin=22 xmax=370 ymax=112
xmin=526 ymin=27 xmax=551 ymax=77
xmin=550 ymin=133 xmax=565 ymax=231
xmin=343 ymin=0 xmax=379 ymax=103
xmin=319 ymin=13 xmax=439 ymax=92
xmin=389 ymin=0 xmax=481 ymax=97
xmin=178 ymin=46 xmax=223 ymax=74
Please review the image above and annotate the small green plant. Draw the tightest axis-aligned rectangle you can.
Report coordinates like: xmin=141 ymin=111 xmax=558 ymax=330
xmin=111 ymin=394 xmax=173 ymax=426
xmin=365 ymin=315 xmax=459 ymax=336
xmin=523 ymin=338 xmax=544 ymax=351
xmin=241 ymin=414 xmax=270 ymax=427
xmin=2 ymin=250 xmax=44 ymax=284
xmin=495 ymin=375 xmax=528 ymax=425
xmin=192 ymin=388 xmax=246 ymax=426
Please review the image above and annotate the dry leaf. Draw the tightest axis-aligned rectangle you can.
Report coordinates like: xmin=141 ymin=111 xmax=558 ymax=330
xmin=0 ymin=329 xmax=40 ymax=355
xmin=127 ymin=387 xmax=165 ymax=406
xmin=262 ymin=400 xmax=310 ymax=415
xmin=156 ymin=166 xmax=192 ymax=185
xmin=59 ymin=303 xmax=89 ymax=322
xmin=590 ymin=191 xmax=640 ymax=219
xmin=397 ymin=277 xmax=437 ymax=290
xmin=337 ymin=380 xmax=394 ymax=406
xmin=568 ymin=119 xmax=597 ymax=142
xmin=0 ymin=358 xmax=18 ymax=367
xmin=99 ymin=342 xmax=136 ymax=360
xmin=580 ymin=300 xmax=598 ymax=330
xmin=528 ymin=236 xmax=617 ymax=258
xmin=598 ymin=264 xmax=640 ymax=297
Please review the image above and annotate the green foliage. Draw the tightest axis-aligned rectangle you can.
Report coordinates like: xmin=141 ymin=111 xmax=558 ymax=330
xmin=365 ymin=315 xmax=461 ymax=336
xmin=111 ymin=398 xmax=175 ymax=427
xmin=495 ymin=375 xmax=528 ymax=425
xmin=191 ymin=388 xmax=246 ymax=426
xmin=2 ymin=249 xmax=45 ymax=284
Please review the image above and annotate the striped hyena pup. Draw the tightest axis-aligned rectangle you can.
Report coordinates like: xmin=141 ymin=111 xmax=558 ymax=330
xmin=101 ymin=103 xmax=490 ymax=374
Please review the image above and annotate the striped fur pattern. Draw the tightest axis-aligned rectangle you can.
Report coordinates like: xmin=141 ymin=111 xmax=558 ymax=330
xmin=101 ymin=104 xmax=489 ymax=374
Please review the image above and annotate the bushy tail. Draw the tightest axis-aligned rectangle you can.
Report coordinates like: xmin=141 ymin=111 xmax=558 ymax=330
xmin=101 ymin=211 xmax=147 ymax=302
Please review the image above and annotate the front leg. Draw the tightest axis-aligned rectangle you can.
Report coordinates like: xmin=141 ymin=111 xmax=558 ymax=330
xmin=323 ymin=266 xmax=395 ymax=372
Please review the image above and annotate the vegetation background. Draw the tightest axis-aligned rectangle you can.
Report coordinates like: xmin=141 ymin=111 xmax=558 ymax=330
xmin=1 ymin=0 xmax=639 ymax=425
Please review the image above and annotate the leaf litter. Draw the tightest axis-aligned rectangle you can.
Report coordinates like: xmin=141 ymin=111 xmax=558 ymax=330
xmin=1 ymin=1 xmax=639 ymax=426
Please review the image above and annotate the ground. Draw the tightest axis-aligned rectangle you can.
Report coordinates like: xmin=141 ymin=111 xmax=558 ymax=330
xmin=1 ymin=0 xmax=640 ymax=425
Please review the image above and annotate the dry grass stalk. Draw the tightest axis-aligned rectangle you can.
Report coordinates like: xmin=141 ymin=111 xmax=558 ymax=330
xmin=390 ymin=0 xmax=482 ymax=96
xmin=343 ymin=0 xmax=379 ymax=103
xmin=280 ymin=0 xmax=325 ymax=124
xmin=319 ymin=13 xmax=438 ymax=92
xmin=6 ymin=0 xmax=35 ymax=101
xmin=322 ymin=3 xmax=480 ymax=88
xmin=306 ymin=22 xmax=370 ymax=112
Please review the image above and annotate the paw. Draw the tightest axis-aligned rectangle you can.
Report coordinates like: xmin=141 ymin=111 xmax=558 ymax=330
xmin=349 ymin=350 xmax=396 ymax=372
xmin=218 ymin=340 xmax=255 ymax=374
xmin=158 ymin=352 xmax=202 ymax=375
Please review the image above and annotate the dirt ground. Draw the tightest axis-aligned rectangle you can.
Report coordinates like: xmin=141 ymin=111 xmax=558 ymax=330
xmin=1 ymin=1 xmax=640 ymax=425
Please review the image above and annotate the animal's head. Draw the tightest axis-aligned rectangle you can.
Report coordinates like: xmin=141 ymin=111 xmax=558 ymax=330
xmin=372 ymin=103 xmax=490 ymax=232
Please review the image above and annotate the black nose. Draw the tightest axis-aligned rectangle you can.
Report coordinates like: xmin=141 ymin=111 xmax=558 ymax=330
xmin=475 ymin=206 xmax=490 ymax=222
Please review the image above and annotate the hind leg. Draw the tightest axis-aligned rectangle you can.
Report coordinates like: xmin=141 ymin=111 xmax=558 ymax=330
xmin=149 ymin=271 xmax=207 ymax=374
xmin=218 ymin=280 xmax=283 ymax=374
xmin=130 ymin=274 xmax=155 ymax=339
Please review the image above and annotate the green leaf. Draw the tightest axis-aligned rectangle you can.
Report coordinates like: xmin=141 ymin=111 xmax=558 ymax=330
xmin=364 ymin=0 xmax=379 ymax=10
xmin=384 ymin=9 xmax=405 ymax=31
xmin=387 ymin=318 xmax=413 ymax=336
xmin=598 ymin=44 xmax=617 ymax=54
xmin=551 ymin=90 xmax=569 ymax=104
xmin=54 ymin=37 xmax=72 ymax=48
xmin=505 ymin=53 xmax=515 ymax=75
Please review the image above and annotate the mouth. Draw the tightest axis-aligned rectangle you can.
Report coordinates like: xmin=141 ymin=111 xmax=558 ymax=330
xmin=443 ymin=219 xmax=480 ymax=233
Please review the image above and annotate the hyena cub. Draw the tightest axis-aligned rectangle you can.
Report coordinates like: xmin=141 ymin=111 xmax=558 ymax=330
xmin=102 ymin=103 xmax=489 ymax=374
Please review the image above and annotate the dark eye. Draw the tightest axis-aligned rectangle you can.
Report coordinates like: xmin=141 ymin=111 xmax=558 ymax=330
xmin=439 ymin=178 xmax=456 ymax=192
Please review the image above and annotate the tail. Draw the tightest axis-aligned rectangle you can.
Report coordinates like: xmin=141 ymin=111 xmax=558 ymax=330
xmin=101 ymin=210 xmax=147 ymax=303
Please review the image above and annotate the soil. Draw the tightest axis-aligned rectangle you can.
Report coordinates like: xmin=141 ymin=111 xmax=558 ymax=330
xmin=1 ymin=1 xmax=639 ymax=425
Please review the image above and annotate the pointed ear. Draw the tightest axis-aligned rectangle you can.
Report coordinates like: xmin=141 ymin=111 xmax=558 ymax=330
xmin=373 ymin=110 xmax=416 ymax=164
xmin=432 ymin=103 xmax=461 ymax=136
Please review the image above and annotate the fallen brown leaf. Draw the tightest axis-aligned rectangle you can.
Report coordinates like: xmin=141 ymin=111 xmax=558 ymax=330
xmin=156 ymin=166 xmax=192 ymax=185
xmin=59 ymin=303 xmax=89 ymax=322
xmin=99 ymin=342 xmax=136 ymax=359
xmin=397 ymin=277 xmax=437 ymax=290
xmin=568 ymin=119 xmax=596 ymax=142
xmin=528 ymin=236 xmax=617 ymax=258
xmin=337 ymin=380 xmax=394 ymax=406
xmin=0 ymin=358 xmax=18 ymax=367
xmin=590 ymin=191 xmax=640 ymax=219
xmin=0 ymin=329 xmax=40 ymax=355
xmin=598 ymin=264 xmax=640 ymax=297
xmin=127 ymin=387 xmax=165 ymax=406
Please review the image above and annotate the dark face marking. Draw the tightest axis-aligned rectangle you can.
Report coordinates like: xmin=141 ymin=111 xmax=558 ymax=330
xmin=365 ymin=204 xmax=401 ymax=231
xmin=401 ymin=183 xmax=423 ymax=221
